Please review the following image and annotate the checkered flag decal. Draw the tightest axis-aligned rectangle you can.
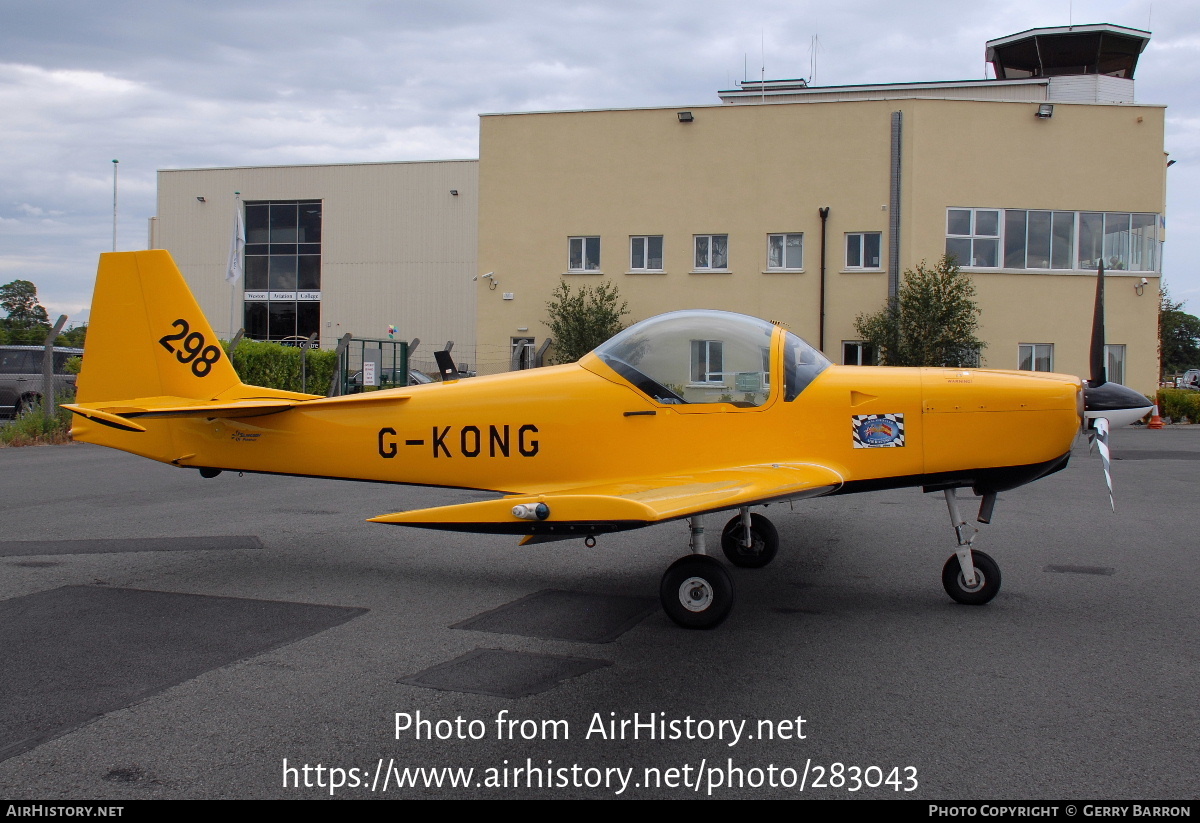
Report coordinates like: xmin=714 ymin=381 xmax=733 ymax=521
xmin=852 ymin=413 xmax=905 ymax=448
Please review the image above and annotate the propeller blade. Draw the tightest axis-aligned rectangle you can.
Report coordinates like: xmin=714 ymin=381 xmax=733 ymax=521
xmin=1089 ymin=262 xmax=1106 ymax=388
xmin=1091 ymin=417 xmax=1114 ymax=512
xmin=1081 ymin=259 xmax=1152 ymax=426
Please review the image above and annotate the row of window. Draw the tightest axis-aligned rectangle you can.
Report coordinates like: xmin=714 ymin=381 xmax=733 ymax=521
xmin=572 ymin=208 xmax=1161 ymax=275
xmin=1018 ymin=342 xmax=1126 ymax=384
xmin=947 ymin=208 xmax=1161 ymax=272
xmin=567 ymin=232 xmax=884 ymax=273
xmin=839 ymin=341 xmax=1126 ymax=381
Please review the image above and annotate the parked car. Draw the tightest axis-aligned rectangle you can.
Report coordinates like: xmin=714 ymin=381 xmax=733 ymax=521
xmin=348 ymin=367 xmax=433 ymax=392
xmin=0 ymin=345 xmax=84 ymax=417
xmin=1178 ymin=369 xmax=1200 ymax=390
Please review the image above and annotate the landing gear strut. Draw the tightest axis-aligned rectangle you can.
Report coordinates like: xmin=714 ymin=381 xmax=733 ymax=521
xmin=940 ymin=489 xmax=1001 ymax=605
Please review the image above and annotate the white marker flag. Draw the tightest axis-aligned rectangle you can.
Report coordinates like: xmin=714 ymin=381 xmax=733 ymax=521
xmin=226 ymin=200 xmax=245 ymax=283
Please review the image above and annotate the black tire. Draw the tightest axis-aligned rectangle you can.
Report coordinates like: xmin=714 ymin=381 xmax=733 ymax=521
xmin=660 ymin=555 xmax=735 ymax=629
xmin=942 ymin=549 xmax=1001 ymax=605
xmin=720 ymin=512 xmax=780 ymax=568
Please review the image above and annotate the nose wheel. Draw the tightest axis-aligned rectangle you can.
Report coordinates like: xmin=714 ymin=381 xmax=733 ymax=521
xmin=660 ymin=554 xmax=735 ymax=629
xmin=942 ymin=549 xmax=1001 ymax=605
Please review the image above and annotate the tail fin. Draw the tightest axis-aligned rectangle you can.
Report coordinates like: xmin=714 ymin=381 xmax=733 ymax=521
xmin=69 ymin=251 xmax=335 ymax=466
xmin=77 ymin=250 xmax=242 ymax=404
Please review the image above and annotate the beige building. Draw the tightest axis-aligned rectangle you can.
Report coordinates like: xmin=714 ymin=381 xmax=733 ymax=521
xmin=150 ymin=25 xmax=1166 ymax=392
xmin=476 ymin=24 xmax=1166 ymax=393
xmin=152 ymin=160 xmax=478 ymax=368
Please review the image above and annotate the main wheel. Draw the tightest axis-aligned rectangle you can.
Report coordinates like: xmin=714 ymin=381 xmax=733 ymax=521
xmin=660 ymin=555 xmax=735 ymax=629
xmin=942 ymin=549 xmax=1001 ymax=605
xmin=720 ymin=512 xmax=779 ymax=568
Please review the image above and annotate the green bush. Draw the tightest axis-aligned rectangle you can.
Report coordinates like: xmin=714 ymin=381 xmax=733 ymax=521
xmin=1155 ymin=388 xmax=1200 ymax=423
xmin=0 ymin=397 xmax=74 ymax=447
xmin=223 ymin=339 xmax=339 ymax=395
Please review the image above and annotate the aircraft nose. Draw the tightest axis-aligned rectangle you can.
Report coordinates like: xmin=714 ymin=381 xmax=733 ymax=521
xmin=1084 ymin=381 xmax=1154 ymax=428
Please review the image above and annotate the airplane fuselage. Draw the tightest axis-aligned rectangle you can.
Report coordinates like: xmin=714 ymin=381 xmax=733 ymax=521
xmin=80 ymin=353 xmax=1083 ymax=502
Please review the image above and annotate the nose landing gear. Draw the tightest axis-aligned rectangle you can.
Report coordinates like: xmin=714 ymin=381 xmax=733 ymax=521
xmin=940 ymin=489 xmax=1002 ymax=605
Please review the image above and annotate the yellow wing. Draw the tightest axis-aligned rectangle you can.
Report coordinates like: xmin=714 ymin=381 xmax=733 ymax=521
xmin=368 ymin=462 xmax=843 ymax=539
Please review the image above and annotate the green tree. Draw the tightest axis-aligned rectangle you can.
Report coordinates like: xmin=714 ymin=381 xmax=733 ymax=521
xmin=56 ymin=322 xmax=87 ymax=348
xmin=1159 ymin=287 xmax=1200 ymax=377
xmin=544 ymin=280 xmax=630 ymax=364
xmin=854 ymin=255 xmax=984 ymax=367
xmin=0 ymin=279 xmax=51 ymax=345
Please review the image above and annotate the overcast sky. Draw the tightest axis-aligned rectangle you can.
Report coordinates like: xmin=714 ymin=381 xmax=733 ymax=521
xmin=2 ymin=0 xmax=1198 ymax=324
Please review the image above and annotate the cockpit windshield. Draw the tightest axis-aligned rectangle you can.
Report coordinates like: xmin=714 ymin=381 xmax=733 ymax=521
xmin=594 ymin=310 xmax=796 ymax=407
xmin=783 ymin=331 xmax=830 ymax=401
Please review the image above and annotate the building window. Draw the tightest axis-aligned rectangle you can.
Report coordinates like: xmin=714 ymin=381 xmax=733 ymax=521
xmin=843 ymin=341 xmax=876 ymax=366
xmin=948 ymin=209 xmax=1160 ymax=272
xmin=243 ymin=200 xmax=321 ymax=342
xmin=1105 ymin=344 xmax=1126 ymax=385
xmin=569 ymin=236 xmax=601 ymax=272
xmin=945 ymin=209 xmax=1000 ymax=268
xmin=1018 ymin=343 xmax=1053 ymax=372
xmin=694 ymin=235 xmax=729 ymax=270
xmin=1079 ymin=213 xmax=1158 ymax=272
xmin=768 ymin=233 xmax=803 ymax=270
xmin=1004 ymin=210 xmax=1075 ymax=269
xmin=846 ymin=232 xmax=882 ymax=269
xmin=691 ymin=340 xmax=724 ymax=384
xmin=630 ymin=236 xmax=663 ymax=271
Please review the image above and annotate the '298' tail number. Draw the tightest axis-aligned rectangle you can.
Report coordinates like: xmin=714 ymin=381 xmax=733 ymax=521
xmin=159 ymin=319 xmax=223 ymax=377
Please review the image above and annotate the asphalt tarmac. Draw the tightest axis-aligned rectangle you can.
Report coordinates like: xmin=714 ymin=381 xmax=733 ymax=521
xmin=0 ymin=427 xmax=1197 ymax=800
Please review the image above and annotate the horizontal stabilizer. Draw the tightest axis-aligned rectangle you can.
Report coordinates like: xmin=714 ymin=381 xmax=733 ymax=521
xmin=63 ymin=391 xmax=411 ymax=428
xmin=60 ymin=405 xmax=147 ymax=432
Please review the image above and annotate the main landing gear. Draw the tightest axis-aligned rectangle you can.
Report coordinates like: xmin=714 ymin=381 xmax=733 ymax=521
xmin=940 ymin=488 xmax=1002 ymax=605
xmin=659 ymin=508 xmax=780 ymax=629
xmin=657 ymin=490 xmax=1004 ymax=628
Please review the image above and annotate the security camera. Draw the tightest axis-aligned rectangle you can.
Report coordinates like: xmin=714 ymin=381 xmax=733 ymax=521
xmin=1140 ymin=277 xmax=1149 ymax=286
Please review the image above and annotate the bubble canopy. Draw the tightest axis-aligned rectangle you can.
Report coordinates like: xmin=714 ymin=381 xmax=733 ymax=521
xmin=590 ymin=310 xmax=829 ymax=406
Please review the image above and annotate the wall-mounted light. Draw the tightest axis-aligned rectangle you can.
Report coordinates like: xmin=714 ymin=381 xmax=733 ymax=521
xmin=677 ymin=111 xmax=694 ymax=123
xmin=1035 ymin=103 xmax=1054 ymax=119
xmin=196 ymin=196 xmax=206 ymax=202
xmin=450 ymin=189 xmax=458 ymax=196
xmin=1135 ymin=277 xmax=1148 ymax=296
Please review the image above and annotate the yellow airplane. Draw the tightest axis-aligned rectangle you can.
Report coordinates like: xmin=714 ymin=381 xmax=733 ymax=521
xmin=65 ymin=251 xmax=1151 ymax=628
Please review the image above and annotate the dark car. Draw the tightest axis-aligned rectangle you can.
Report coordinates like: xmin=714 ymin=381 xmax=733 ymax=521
xmin=0 ymin=345 xmax=84 ymax=417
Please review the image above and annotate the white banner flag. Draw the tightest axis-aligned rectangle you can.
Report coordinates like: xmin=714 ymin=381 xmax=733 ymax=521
xmin=226 ymin=199 xmax=245 ymax=283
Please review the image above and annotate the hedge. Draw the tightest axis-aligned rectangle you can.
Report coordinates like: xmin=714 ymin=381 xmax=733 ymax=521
xmin=223 ymin=339 xmax=339 ymax=395
xmin=1155 ymin=388 xmax=1200 ymax=423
